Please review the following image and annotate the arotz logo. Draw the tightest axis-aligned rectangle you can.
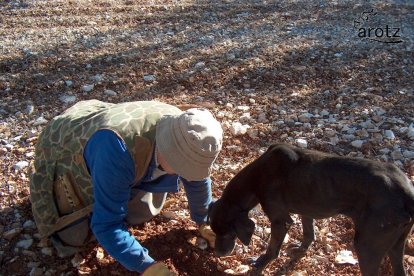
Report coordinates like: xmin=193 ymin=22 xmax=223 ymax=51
xmin=354 ymin=9 xmax=403 ymax=44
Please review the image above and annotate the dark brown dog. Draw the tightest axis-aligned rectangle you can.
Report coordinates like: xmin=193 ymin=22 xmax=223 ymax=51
xmin=208 ymin=143 xmax=414 ymax=276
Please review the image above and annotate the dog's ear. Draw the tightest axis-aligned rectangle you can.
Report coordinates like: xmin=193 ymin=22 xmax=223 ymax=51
xmin=207 ymin=201 xmax=215 ymax=225
xmin=234 ymin=216 xmax=255 ymax=245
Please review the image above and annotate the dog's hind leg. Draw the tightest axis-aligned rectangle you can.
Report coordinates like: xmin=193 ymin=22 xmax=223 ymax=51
xmin=388 ymin=224 xmax=413 ymax=276
xmin=286 ymin=216 xmax=315 ymax=258
xmin=353 ymin=220 xmax=391 ymax=276
xmin=251 ymin=215 xmax=293 ymax=275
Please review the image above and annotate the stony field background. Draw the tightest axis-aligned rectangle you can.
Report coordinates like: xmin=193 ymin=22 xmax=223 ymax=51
xmin=1 ymin=0 xmax=414 ymax=275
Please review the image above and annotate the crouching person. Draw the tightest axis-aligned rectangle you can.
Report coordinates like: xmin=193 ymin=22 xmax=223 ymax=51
xmin=29 ymin=100 xmax=222 ymax=275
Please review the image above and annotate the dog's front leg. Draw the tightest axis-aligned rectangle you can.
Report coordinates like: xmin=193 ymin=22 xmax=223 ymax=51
xmin=287 ymin=216 xmax=315 ymax=258
xmin=251 ymin=216 xmax=293 ymax=275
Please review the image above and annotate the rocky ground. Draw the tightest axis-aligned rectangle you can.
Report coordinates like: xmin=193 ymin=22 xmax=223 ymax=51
xmin=1 ymin=0 xmax=414 ymax=275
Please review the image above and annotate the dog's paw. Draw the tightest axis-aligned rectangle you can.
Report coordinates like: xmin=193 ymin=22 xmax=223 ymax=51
xmin=248 ymin=255 xmax=267 ymax=271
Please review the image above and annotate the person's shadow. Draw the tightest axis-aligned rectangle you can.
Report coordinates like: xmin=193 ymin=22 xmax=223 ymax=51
xmin=76 ymin=221 xmax=228 ymax=275
xmin=140 ymin=227 xmax=227 ymax=276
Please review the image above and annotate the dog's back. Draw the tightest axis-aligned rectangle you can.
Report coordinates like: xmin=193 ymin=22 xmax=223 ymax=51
xmin=259 ymin=143 xmax=414 ymax=221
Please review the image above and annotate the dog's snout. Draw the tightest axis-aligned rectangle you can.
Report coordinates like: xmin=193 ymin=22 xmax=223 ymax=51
xmin=214 ymin=235 xmax=236 ymax=257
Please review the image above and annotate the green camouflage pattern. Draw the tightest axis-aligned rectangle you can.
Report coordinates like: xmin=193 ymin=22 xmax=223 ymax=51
xmin=30 ymin=100 xmax=181 ymax=237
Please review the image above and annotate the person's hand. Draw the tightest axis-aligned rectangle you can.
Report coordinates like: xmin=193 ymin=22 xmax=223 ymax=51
xmin=199 ymin=223 xmax=216 ymax=248
xmin=142 ymin=262 xmax=173 ymax=276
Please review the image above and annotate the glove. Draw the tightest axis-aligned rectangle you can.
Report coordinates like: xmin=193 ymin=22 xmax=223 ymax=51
xmin=142 ymin=262 xmax=173 ymax=276
xmin=199 ymin=223 xmax=216 ymax=248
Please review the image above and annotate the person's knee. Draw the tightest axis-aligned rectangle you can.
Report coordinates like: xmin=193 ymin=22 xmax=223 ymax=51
xmin=126 ymin=192 xmax=167 ymax=225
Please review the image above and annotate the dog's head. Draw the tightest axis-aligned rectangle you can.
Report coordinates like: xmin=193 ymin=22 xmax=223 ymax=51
xmin=208 ymin=199 xmax=256 ymax=256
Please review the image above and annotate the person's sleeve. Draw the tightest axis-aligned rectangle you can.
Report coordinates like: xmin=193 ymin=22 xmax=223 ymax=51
xmin=181 ymin=177 xmax=212 ymax=225
xmin=83 ymin=129 xmax=154 ymax=272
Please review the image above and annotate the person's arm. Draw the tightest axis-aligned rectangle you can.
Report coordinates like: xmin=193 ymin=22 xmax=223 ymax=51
xmin=181 ymin=177 xmax=212 ymax=225
xmin=181 ymin=177 xmax=215 ymax=248
xmin=84 ymin=129 xmax=154 ymax=272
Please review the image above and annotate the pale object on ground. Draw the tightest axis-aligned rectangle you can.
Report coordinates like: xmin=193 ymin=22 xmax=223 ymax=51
xmin=335 ymin=250 xmax=358 ymax=265
xmin=224 ymin=264 xmax=250 ymax=275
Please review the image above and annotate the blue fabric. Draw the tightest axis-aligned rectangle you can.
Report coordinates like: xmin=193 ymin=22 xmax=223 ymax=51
xmin=84 ymin=130 xmax=154 ymax=272
xmin=83 ymin=129 xmax=212 ymax=272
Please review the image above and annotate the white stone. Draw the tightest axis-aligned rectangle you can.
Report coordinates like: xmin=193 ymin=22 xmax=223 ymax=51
xmin=384 ymin=130 xmax=395 ymax=140
xmin=216 ymin=111 xmax=225 ymax=119
xmin=374 ymin=107 xmax=386 ymax=116
xmin=403 ymin=150 xmax=414 ymax=159
xmin=59 ymin=95 xmax=77 ymax=104
xmin=391 ymin=150 xmax=403 ymax=160
xmin=361 ymin=120 xmax=375 ymax=129
xmin=13 ymin=161 xmax=29 ymax=171
xmin=341 ymin=125 xmax=351 ymax=132
xmin=225 ymin=103 xmax=233 ymax=108
xmin=16 ymin=239 xmax=33 ymax=249
xmin=320 ymin=110 xmax=330 ymax=117
xmin=249 ymin=98 xmax=255 ymax=104
xmin=194 ymin=62 xmax=205 ymax=69
xmin=379 ymin=148 xmax=391 ymax=154
xmin=407 ymin=127 xmax=414 ymax=139
xmin=104 ymin=89 xmax=117 ymax=96
xmin=298 ymin=113 xmax=312 ymax=123
xmin=196 ymin=237 xmax=208 ymax=250
xmin=90 ymin=74 xmax=103 ymax=82
xmin=23 ymin=220 xmax=35 ymax=229
xmin=335 ymin=250 xmax=358 ymax=265
xmin=351 ymin=140 xmax=364 ymax=149
xmin=292 ymin=271 xmax=308 ymax=276
xmin=33 ymin=116 xmax=48 ymax=126
xmin=26 ymin=104 xmax=34 ymax=115
xmin=226 ymin=53 xmax=236 ymax=60
xmin=296 ymin=138 xmax=308 ymax=148
xmin=82 ymin=84 xmax=94 ymax=92
xmin=41 ymin=247 xmax=53 ymax=256
xmin=239 ymin=112 xmax=250 ymax=123
xmin=400 ymin=127 xmax=408 ymax=134
xmin=230 ymin=122 xmax=249 ymax=136
xmin=143 ymin=75 xmax=155 ymax=82
xmin=224 ymin=265 xmax=250 ymax=275
xmin=236 ymin=105 xmax=249 ymax=111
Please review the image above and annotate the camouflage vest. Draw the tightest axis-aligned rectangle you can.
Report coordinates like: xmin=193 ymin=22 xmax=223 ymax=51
xmin=30 ymin=100 xmax=182 ymax=237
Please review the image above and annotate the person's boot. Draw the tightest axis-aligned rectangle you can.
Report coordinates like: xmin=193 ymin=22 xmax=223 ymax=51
xmin=50 ymin=235 xmax=80 ymax=258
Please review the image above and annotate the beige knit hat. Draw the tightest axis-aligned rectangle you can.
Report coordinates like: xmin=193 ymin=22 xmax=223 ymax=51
xmin=156 ymin=108 xmax=223 ymax=181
